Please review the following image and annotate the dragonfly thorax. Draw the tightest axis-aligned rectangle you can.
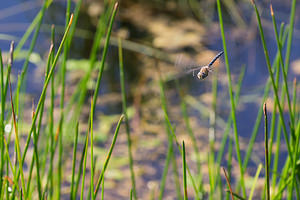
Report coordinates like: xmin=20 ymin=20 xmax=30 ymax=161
xmin=197 ymin=66 xmax=210 ymax=80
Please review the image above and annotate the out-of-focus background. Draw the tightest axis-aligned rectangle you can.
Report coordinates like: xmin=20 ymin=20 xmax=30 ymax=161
xmin=0 ymin=0 xmax=299 ymax=199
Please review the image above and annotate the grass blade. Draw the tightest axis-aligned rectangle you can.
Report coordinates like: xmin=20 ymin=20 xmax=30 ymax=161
xmin=182 ymin=141 xmax=188 ymax=200
xmin=70 ymin=122 xmax=79 ymax=200
xmin=248 ymin=164 xmax=263 ymax=200
xmin=263 ymin=103 xmax=270 ymax=200
xmin=8 ymin=41 xmax=26 ymax=196
xmin=118 ymin=38 xmax=137 ymax=200
xmin=250 ymin=0 xmax=293 ymax=162
xmin=216 ymin=0 xmax=246 ymax=196
xmin=94 ymin=114 xmax=124 ymax=198
xmin=10 ymin=14 xmax=74 ymax=197
xmin=270 ymin=4 xmax=294 ymax=129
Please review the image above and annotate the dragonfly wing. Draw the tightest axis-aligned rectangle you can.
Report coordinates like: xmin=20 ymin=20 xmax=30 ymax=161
xmin=175 ymin=54 xmax=202 ymax=75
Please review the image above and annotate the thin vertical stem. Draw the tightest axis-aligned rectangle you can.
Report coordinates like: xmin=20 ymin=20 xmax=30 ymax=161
xmin=250 ymin=0 xmax=293 ymax=162
xmin=118 ymin=38 xmax=137 ymax=200
xmin=263 ymin=103 xmax=270 ymax=200
xmin=182 ymin=141 xmax=188 ymax=200
xmin=216 ymin=0 xmax=246 ymax=196
xmin=70 ymin=122 xmax=79 ymax=200
xmin=94 ymin=114 xmax=124 ymax=198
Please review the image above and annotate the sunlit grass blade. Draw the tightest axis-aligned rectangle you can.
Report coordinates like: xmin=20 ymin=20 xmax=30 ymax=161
xmin=118 ymin=37 xmax=137 ymax=199
xmin=248 ymin=164 xmax=263 ymax=200
xmin=273 ymin=176 xmax=292 ymax=199
xmin=216 ymin=0 xmax=246 ymax=196
xmin=94 ymin=114 xmax=124 ymax=198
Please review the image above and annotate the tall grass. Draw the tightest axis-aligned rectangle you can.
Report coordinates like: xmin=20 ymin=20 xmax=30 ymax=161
xmin=0 ymin=0 xmax=299 ymax=199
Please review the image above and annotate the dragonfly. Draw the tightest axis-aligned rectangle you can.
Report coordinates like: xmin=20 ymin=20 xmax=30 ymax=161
xmin=175 ymin=51 xmax=224 ymax=80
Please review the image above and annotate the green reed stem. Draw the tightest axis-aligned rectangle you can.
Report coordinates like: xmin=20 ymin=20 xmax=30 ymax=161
xmin=248 ymin=164 xmax=262 ymax=200
xmin=101 ymin=178 xmax=105 ymax=200
xmin=292 ymin=79 xmax=297 ymax=125
xmin=118 ymin=38 xmax=137 ymax=200
xmin=182 ymin=141 xmax=188 ymax=200
xmin=8 ymin=58 xmax=26 ymax=198
xmin=49 ymin=24 xmax=55 ymax=199
xmin=66 ymin=1 xmax=113 ymax=125
xmin=0 ymin=50 xmax=4 ymax=194
xmin=283 ymin=0 xmax=296 ymax=79
xmin=268 ymin=24 xmax=287 ymax=194
xmin=215 ymin=66 xmax=245 ymax=191
xmin=57 ymin=1 xmax=71 ymax=198
xmin=80 ymin=104 xmax=92 ymax=200
xmin=208 ymin=67 xmax=218 ymax=199
xmin=251 ymin=0 xmax=293 ymax=162
xmin=263 ymin=103 xmax=270 ymax=200
xmin=31 ymin=112 xmax=42 ymax=199
xmin=25 ymin=44 xmax=53 ymax=198
xmin=290 ymin=114 xmax=300 ymax=198
xmin=270 ymin=5 xmax=294 ymax=129
xmin=90 ymin=102 xmax=95 ymax=200
xmin=242 ymin=25 xmax=288 ymax=188
xmin=216 ymin=0 xmax=246 ymax=196
xmin=171 ymin=140 xmax=182 ymax=200
xmin=73 ymin=4 xmax=118 ymax=195
xmin=158 ymin=136 xmax=173 ymax=200
xmin=274 ymin=0 xmax=297 ymax=193
xmin=70 ymin=122 xmax=79 ymax=200
xmin=94 ymin=114 xmax=124 ymax=198
xmin=225 ymin=135 xmax=233 ymax=200
xmin=10 ymin=14 xmax=73 ymax=197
